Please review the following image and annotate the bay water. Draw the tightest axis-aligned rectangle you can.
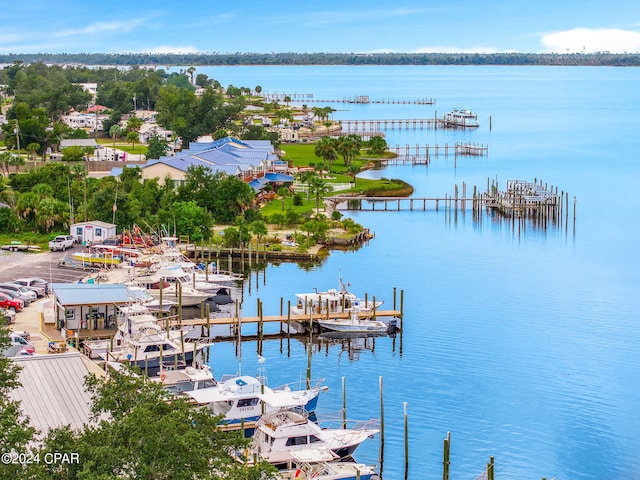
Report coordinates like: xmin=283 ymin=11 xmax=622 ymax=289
xmin=184 ymin=66 xmax=640 ymax=479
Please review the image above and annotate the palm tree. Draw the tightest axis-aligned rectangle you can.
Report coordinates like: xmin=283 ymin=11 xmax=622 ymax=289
xmin=297 ymin=170 xmax=316 ymax=202
xmin=309 ymin=177 xmax=333 ymax=214
xmin=346 ymin=164 xmax=361 ymax=187
xmin=314 ymin=136 xmax=338 ymax=170
xmin=337 ymin=134 xmax=362 ymax=166
xmin=277 ymin=186 xmax=291 ymax=212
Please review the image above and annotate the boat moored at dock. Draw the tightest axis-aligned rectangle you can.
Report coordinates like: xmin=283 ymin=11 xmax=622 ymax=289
xmin=443 ymin=108 xmax=479 ymax=127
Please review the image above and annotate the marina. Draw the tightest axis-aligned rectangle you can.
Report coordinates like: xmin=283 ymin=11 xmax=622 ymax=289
xmin=3 ymin=65 xmax=640 ymax=479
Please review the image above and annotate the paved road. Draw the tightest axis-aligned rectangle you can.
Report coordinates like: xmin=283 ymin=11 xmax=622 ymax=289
xmin=0 ymin=247 xmax=92 ymax=285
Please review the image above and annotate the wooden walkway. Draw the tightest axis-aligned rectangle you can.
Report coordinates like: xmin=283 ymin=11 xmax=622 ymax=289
xmin=341 ymin=118 xmax=444 ymax=132
xmin=163 ymin=309 xmax=402 ymax=328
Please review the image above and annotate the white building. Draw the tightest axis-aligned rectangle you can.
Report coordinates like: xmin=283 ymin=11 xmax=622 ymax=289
xmin=70 ymin=221 xmax=117 ymax=245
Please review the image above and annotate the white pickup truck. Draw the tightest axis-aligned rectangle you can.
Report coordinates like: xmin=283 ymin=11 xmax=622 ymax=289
xmin=48 ymin=235 xmax=75 ymax=252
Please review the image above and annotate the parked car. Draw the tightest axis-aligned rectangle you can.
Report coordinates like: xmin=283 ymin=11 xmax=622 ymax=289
xmin=8 ymin=332 xmax=35 ymax=355
xmin=12 ymin=281 xmax=45 ymax=298
xmin=48 ymin=235 xmax=75 ymax=251
xmin=0 ymin=284 xmax=36 ymax=304
xmin=0 ymin=307 xmax=16 ymax=324
xmin=14 ymin=277 xmax=49 ymax=295
xmin=0 ymin=291 xmax=26 ymax=310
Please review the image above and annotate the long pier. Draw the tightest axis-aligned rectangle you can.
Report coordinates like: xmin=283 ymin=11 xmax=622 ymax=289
xmin=381 ymin=143 xmax=488 ymax=165
xmin=262 ymin=93 xmax=435 ymax=104
xmin=341 ymin=118 xmax=444 ymax=132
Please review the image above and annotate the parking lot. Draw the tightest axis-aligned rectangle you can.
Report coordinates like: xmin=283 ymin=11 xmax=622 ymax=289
xmin=0 ymin=248 xmax=90 ymax=285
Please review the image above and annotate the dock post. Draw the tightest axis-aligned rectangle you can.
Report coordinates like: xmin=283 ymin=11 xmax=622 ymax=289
xmin=342 ymin=376 xmax=347 ymax=429
xmin=488 ymin=456 xmax=495 ymax=480
xmin=205 ymin=303 xmax=211 ymax=337
xmin=404 ymin=402 xmax=409 ymax=480
xmin=379 ymin=376 xmax=385 ymax=473
xmin=372 ymin=296 xmax=377 ymax=320
xmin=443 ymin=431 xmax=451 ymax=480
xmin=306 ymin=341 xmax=312 ymax=389
xmin=287 ymin=300 xmax=291 ymax=347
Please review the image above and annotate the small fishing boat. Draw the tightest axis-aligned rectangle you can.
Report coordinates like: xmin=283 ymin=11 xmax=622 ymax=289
xmin=317 ymin=308 xmax=391 ymax=334
xmin=443 ymin=108 xmax=480 ymax=127
xmin=292 ymin=277 xmax=383 ymax=316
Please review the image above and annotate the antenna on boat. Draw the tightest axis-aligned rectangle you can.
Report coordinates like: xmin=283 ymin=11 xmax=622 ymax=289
xmin=257 ymin=355 xmax=267 ymax=386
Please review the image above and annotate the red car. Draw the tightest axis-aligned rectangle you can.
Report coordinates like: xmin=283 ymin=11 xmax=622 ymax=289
xmin=0 ymin=292 xmax=23 ymax=312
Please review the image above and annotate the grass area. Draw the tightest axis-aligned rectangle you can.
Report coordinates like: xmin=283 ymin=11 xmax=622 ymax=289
xmin=96 ymin=139 xmax=147 ymax=155
xmin=0 ymin=232 xmax=60 ymax=250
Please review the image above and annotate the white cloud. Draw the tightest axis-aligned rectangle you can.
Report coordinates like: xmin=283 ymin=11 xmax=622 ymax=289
xmin=541 ymin=28 xmax=640 ymax=53
xmin=54 ymin=19 xmax=147 ymax=38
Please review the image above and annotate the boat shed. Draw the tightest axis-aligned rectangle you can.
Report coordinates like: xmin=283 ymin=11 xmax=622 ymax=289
xmin=9 ymin=353 xmax=96 ymax=432
xmin=71 ymin=220 xmax=117 ymax=245
xmin=51 ymin=283 xmax=133 ymax=336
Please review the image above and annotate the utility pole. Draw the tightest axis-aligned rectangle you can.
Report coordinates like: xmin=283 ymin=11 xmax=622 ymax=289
xmin=14 ymin=124 xmax=20 ymax=157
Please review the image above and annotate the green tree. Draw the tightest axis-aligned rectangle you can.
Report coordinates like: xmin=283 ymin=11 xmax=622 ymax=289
xmin=314 ymin=136 xmax=339 ymax=170
xmin=297 ymin=170 xmax=316 ymax=202
xmin=162 ymin=200 xmax=214 ymax=242
xmin=277 ymin=186 xmax=291 ymax=212
xmin=126 ymin=130 xmax=139 ymax=149
xmin=212 ymin=175 xmax=255 ymax=223
xmin=61 ymin=145 xmax=86 ymax=162
xmin=126 ymin=116 xmax=144 ymax=133
xmin=346 ymin=164 xmax=362 ymax=187
xmin=336 ymin=134 xmax=362 ymax=166
xmin=36 ymin=367 xmax=273 ymax=480
xmin=146 ymin=133 xmax=170 ymax=160
xmin=367 ymin=135 xmax=387 ymax=155
xmin=309 ymin=176 xmax=333 ymax=214
xmin=250 ymin=219 xmax=268 ymax=246
xmin=0 ymin=152 xmax=25 ymax=175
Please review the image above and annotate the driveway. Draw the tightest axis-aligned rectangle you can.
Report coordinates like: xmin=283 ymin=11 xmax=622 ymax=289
xmin=0 ymin=248 xmax=90 ymax=285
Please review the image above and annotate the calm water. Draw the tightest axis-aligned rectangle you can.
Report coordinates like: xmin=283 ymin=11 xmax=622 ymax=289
xmin=187 ymin=66 xmax=640 ymax=479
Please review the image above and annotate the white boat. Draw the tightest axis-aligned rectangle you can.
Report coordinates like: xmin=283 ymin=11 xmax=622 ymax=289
xmin=185 ymin=374 xmax=327 ymax=427
xmin=152 ymin=364 xmax=217 ymax=394
xmin=278 ymin=451 xmax=377 ymax=480
xmin=129 ymin=270 xmax=214 ymax=307
xmin=292 ymin=278 xmax=383 ymax=317
xmin=149 ymin=245 xmax=243 ymax=286
xmin=443 ymin=108 xmax=480 ymax=127
xmin=247 ymin=409 xmax=379 ymax=467
xmin=317 ymin=308 xmax=391 ymax=334
xmin=95 ymin=303 xmax=208 ymax=374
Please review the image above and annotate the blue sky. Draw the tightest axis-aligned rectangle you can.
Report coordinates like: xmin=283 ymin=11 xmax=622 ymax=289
xmin=2 ymin=1 xmax=640 ymax=55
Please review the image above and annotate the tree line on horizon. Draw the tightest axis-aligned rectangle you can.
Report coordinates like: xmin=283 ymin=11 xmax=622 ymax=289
xmin=1 ymin=52 xmax=640 ymax=66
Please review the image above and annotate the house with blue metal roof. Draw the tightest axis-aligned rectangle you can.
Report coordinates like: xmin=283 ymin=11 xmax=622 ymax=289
xmin=110 ymin=136 xmax=293 ymax=189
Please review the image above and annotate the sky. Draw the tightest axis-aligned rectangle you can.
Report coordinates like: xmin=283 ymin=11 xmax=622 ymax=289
xmin=2 ymin=0 xmax=640 ymax=55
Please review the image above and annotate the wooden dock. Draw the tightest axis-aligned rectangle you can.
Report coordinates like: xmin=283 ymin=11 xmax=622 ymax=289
xmin=340 ymin=118 xmax=444 ymax=132
xmin=262 ymin=92 xmax=435 ymax=104
xmin=327 ymin=178 xmax=575 ymax=228
xmin=162 ymin=310 xmax=402 ymax=329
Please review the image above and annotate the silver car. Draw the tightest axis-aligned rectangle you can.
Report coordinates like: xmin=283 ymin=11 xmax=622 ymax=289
xmin=0 ymin=284 xmax=36 ymax=304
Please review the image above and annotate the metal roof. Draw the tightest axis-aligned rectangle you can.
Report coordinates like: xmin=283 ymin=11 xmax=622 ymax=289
xmin=51 ymin=283 xmax=132 ymax=306
xmin=10 ymin=353 xmax=94 ymax=432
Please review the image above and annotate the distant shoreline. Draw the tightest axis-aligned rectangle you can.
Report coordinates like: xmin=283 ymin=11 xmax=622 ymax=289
xmin=2 ymin=52 xmax=640 ymax=67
